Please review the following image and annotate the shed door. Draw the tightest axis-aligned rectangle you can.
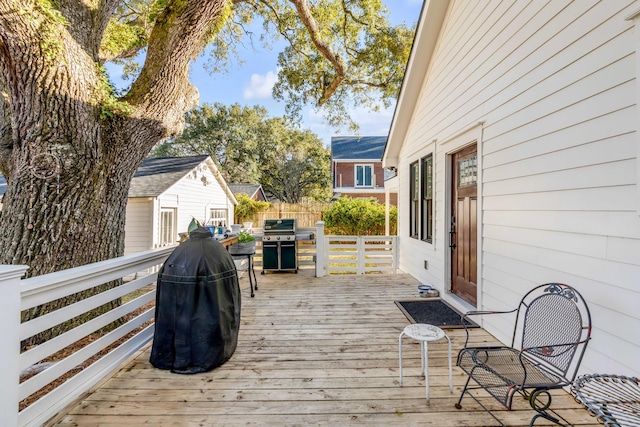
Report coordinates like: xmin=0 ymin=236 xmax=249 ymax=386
xmin=450 ymin=144 xmax=477 ymax=306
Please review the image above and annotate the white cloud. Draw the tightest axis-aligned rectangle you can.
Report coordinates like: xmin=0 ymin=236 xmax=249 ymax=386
xmin=243 ymin=71 xmax=278 ymax=100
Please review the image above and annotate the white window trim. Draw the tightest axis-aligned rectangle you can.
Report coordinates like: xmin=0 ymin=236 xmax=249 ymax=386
xmin=209 ymin=208 xmax=228 ymax=227
xmin=355 ymin=164 xmax=374 ymax=188
xmin=159 ymin=208 xmax=177 ymax=246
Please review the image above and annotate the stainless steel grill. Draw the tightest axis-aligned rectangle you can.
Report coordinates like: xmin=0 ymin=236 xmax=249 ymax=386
xmin=262 ymin=219 xmax=298 ymax=273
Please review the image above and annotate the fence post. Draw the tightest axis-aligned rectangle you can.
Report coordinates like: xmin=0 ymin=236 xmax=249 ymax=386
xmin=0 ymin=265 xmax=29 ymax=427
xmin=357 ymin=237 xmax=365 ymax=275
xmin=315 ymin=221 xmax=325 ymax=277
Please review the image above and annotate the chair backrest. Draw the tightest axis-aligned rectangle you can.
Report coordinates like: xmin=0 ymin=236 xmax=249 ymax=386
xmin=514 ymin=283 xmax=592 ymax=381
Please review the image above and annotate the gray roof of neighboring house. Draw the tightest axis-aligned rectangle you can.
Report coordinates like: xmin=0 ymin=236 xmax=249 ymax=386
xmin=0 ymin=173 xmax=6 ymax=198
xmin=129 ymin=155 xmax=210 ymax=198
xmin=331 ymin=136 xmax=387 ymax=160
xmin=229 ymin=183 xmax=262 ymax=198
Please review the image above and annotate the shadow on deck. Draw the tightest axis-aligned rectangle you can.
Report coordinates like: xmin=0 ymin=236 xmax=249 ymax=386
xmin=49 ymin=271 xmax=595 ymax=426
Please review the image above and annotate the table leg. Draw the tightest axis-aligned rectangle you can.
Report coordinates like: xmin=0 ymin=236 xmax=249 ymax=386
xmin=250 ymin=254 xmax=258 ymax=290
xmin=247 ymin=255 xmax=254 ymax=298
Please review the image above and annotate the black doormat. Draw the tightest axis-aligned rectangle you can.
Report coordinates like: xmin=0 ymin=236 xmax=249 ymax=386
xmin=395 ymin=299 xmax=479 ymax=329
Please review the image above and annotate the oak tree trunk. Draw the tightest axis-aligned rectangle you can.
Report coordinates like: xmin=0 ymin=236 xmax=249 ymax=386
xmin=0 ymin=0 xmax=228 ymax=344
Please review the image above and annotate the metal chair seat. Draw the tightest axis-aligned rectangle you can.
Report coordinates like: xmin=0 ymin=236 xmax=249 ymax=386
xmin=457 ymin=346 xmax=563 ymax=406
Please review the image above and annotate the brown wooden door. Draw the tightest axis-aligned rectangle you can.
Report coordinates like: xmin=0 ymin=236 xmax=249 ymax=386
xmin=451 ymin=144 xmax=478 ymax=306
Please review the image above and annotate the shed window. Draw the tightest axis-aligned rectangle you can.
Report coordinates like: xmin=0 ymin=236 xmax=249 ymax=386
xmin=160 ymin=208 xmax=176 ymax=246
xmin=209 ymin=208 xmax=227 ymax=227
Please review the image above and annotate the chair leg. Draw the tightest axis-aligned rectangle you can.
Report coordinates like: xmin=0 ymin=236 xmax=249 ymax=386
xmin=454 ymin=375 xmax=472 ymax=409
xmin=528 ymin=390 xmax=568 ymax=427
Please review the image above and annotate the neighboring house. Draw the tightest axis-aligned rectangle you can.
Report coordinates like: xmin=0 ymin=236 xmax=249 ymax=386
xmin=331 ymin=136 xmax=397 ymax=205
xmin=125 ymin=155 xmax=236 ymax=255
xmin=229 ymin=183 xmax=268 ymax=202
xmin=383 ymin=0 xmax=639 ymax=377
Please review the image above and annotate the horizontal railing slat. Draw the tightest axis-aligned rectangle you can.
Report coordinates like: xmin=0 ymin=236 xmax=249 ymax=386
xmin=19 ymin=307 xmax=154 ymax=401
xmin=20 ymin=292 xmax=154 ymax=372
xmin=18 ymin=324 xmax=154 ymax=427
xmin=21 ymin=274 xmax=156 ymax=340
xmin=20 ymin=247 xmax=172 ymax=310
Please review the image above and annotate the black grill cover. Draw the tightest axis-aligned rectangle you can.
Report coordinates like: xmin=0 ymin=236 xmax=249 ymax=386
xmin=150 ymin=227 xmax=241 ymax=374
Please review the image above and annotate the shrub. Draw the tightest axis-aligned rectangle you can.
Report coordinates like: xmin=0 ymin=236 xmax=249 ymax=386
xmin=234 ymin=193 xmax=270 ymax=224
xmin=322 ymin=197 xmax=397 ymax=236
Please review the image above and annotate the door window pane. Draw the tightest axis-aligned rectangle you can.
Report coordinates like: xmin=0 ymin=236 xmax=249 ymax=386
xmin=458 ymin=155 xmax=477 ymax=187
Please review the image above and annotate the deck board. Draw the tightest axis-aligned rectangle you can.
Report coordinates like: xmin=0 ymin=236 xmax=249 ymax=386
xmin=49 ymin=271 xmax=597 ymax=426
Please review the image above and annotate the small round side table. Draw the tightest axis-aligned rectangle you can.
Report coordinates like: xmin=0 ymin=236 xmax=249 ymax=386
xmin=399 ymin=323 xmax=453 ymax=402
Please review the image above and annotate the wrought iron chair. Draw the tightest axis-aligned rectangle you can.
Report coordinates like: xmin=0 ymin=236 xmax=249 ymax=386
xmin=454 ymin=283 xmax=592 ymax=426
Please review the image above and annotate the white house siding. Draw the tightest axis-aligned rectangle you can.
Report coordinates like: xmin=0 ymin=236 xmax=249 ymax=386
xmin=124 ymin=198 xmax=153 ymax=256
xmin=397 ymin=0 xmax=639 ymax=376
xmin=161 ymin=162 xmax=234 ymax=236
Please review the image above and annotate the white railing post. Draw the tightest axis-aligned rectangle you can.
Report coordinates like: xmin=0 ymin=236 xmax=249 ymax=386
xmin=0 ymin=265 xmax=29 ymax=427
xmin=315 ymin=221 xmax=325 ymax=277
xmin=357 ymin=237 xmax=365 ymax=275
xmin=392 ymin=236 xmax=399 ymax=274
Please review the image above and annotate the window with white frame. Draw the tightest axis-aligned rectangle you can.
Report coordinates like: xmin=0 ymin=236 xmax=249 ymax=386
xmin=355 ymin=164 xmax=374 ymax=187
xmin=159 ymin=208 xmax=177 ymax=246
xmin=209 ymin=208 xmax=227 ymax=227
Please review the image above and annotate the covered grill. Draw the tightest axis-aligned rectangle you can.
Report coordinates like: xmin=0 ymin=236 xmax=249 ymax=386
xmin=262 ymin=218 xmax=298 ymax=273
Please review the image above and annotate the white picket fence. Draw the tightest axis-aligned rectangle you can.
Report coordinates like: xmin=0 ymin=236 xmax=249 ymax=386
xmin=322 ymin=236 xmax=398 ymax=275
xmin=250 ymin=222 xmax=398 ymax=276
xmin=0 ymin=222 xmax=397 ymax=426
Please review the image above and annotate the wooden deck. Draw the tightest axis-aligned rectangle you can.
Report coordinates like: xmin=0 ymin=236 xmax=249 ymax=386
xmin=49 ymin=270 xmax=596 ymax=426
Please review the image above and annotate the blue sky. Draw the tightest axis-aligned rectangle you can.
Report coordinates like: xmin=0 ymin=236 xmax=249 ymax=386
xmin=110 ymin=0 xmax=424 ymax=146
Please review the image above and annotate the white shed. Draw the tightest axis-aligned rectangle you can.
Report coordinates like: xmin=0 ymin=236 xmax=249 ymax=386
xmin=124 ymin=155 xmax=236 ymax=255
xmin=383 ymin=0 xmax=640 ymax=377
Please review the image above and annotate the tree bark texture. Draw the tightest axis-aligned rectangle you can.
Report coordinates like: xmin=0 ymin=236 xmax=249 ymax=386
xmin=0 ymin=0 xmax=228 ymax=272
xmin=0 ymin=0 xmax=229 ymax=343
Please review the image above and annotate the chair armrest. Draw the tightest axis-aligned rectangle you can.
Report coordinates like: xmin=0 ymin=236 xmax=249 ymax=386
xmin=522 ymin=340 xmax=587 ymax=360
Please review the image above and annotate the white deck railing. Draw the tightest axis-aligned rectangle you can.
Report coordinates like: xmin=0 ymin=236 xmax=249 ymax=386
xmin=0 ymin=247 xmax=173 ymax=427
xmin=0 ymin=222 xmax=396 ymax=426
xmin=249 ymin=222 xmax=397 ymax=277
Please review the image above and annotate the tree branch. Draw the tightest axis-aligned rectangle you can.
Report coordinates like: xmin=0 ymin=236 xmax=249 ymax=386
xmin=58 ymin=0 xmax=120 ymax=60
xmin=288 ymin=0 xmax=346 ymax=106
xmin=124 ymin=0 xmax=230 ymax=143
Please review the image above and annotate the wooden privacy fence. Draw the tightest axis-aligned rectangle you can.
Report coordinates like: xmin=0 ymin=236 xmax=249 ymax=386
xmin=246 ymin=202 xmax=330 ymax=228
